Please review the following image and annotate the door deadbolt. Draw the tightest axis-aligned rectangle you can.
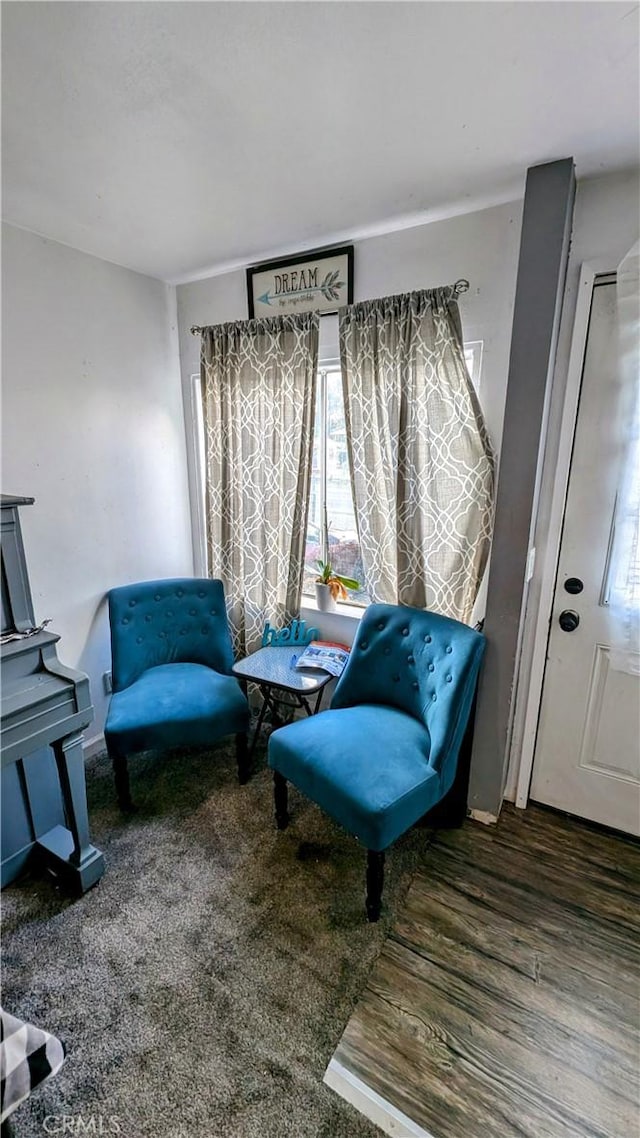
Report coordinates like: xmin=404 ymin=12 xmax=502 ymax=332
xmin=564 ymin=577 xmax=584 ymax=595
xmin=559 ymin=609 xmax=580 ymax=632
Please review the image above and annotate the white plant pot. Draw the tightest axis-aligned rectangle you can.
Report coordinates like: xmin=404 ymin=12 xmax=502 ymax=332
xmin=315 ymin=582 xmax=336 ymax=613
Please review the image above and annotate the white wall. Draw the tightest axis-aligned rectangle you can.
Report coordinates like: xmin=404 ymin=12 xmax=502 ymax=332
xmin=176 ymin=200 xmax=523 ymax=465
xmin=1 ymin=224 xmax=193 ymax=740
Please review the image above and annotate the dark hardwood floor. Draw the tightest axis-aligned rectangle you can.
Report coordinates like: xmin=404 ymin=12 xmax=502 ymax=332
xmin=328 ymin=804 xmax=640 ymax=1138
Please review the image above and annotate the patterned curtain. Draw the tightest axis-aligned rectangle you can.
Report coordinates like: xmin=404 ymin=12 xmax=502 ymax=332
xmin=339 ymin=289 xmax=494 ymax=623
xmin=201 ymin=313 xmax=319 ymax=655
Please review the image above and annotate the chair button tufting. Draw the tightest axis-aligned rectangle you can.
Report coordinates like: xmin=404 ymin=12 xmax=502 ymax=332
xmin=384 ymin=647 xmax=391 ymax=656
xmin=210 ymin=609 xmax=216 ymax=616
xmin=424 ymin=634 xmax=431 ymax=643
xmin=432 ymin=693 xmax=437 ymax=701
xmin=360 ymin=640 xmax=368 ymax=649
xmin=136 ymin=636 xmax=144 ymax=644
xmin=446 ymin=675 xmax=453 ymax=682
xmin=166 ymin=610 xmax=173 ymax=618
xmin=176 ymin=589 xmax=184 ymax=597
xmin=129 ymin=599 xmax=137 ymax=607
xmin=154 ymin=594 xmax=161 ymax=602
xmin=180 ymin=629 xmax=187 ymax=636
xmin=428 ymin=664 xmax=435 ymax=673
xmin=377 ymin=621 xmax=385 ymax=630
xmin=401 ymin=627 xmax=409 ymax=636
xmin=122 ymin=616 xmax=129 ymax=625
xmin=446 ymin=646 xmax=453 ymax=654
xmin=145 ymin=614 xmax=152 ymax=623
xmin=407 ymin=654 xmax=415 ymax=664
xmin=413 ymin=681 xmax=419 ymax=690
xmin=189 ymin=609 xmax=196 ymax=616
xmin=201 ymin=626 xmax=209 ymax=635
xmin=198 ymin=590 xmax=206 ymax=598
xmin=392 ymin=674 xmax=400 ymax=682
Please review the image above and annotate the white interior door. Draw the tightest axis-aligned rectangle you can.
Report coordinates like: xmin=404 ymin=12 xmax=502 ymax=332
xmin=531 ymin=277 xmax=640 ymax=835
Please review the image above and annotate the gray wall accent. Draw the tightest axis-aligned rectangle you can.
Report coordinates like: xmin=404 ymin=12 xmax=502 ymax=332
xmin=468 ymin=159 xmax=576 ymax=817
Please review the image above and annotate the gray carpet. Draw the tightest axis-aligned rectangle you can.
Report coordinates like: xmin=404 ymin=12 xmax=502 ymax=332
xmin=2 ymin=734 xmax=429 ymax=1137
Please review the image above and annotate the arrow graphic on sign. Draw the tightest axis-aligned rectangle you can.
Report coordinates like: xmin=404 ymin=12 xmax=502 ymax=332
xmin=258 ymin=270 xmax=345 ymax=306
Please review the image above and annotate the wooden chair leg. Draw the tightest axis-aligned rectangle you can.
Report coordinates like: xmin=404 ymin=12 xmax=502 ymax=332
xmin=366 ymin=849 xmax=385 ymax=922
xmin=110 ymin=750 xmax=136 ymax=813
xmin=235 ymin=732 xmax=250 ymax=784
xmin=273 ymin=771 xmax=289 ymax=830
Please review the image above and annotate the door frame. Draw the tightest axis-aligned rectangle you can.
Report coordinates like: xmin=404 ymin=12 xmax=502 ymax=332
xmin=512 ymin=260 xmax=616 ymax=808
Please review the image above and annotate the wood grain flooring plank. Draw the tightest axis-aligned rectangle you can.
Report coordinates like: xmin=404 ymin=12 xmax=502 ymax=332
xmin=329 ymin=805 xmax=640 ymax=1138
xmin=431 ymin=829 xmax=640 ymax=934
xmin=393 ymin=890 xmax=638 ymax=1075
xmin=375 ymin=936 xmax=636 ymax=1111
xmin=398 ymin=875 xmax=639 ymax=1027
xmin=425 ymin=844 xmax=640 ymax=964
xmin=502 ymin=806 xmax=639 ymax=877
xmin=335 ymin=982 xmax=616 ymax=1138
xmin=447 ymin=805 xmax=640 ymax=887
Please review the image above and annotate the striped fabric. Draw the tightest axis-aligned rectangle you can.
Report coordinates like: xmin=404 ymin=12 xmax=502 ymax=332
xmin=1 ymin=1009 xmax=65 ymax=1123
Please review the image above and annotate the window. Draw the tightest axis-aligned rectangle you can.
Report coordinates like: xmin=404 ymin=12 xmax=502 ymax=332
xmin=303 ymin=366 xmax=368 ymax=605
xmin=302 ymin=342 xmax=483 ymax=605
xmin=464 ymin=341 xmax=483 ymax=390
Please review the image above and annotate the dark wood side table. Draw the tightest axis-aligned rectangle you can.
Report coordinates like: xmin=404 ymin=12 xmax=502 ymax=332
xmin=232 ymin=646 xmax=333 ymax=756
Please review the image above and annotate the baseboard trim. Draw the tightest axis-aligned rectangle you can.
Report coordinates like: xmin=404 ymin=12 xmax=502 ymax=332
xmin=84 ymin=732 xmax=106 ymax=759
xmin=324 ymin=1057 xmax=435 ymax=1138
xmin=469 ymin=807 xmax=499 ymax=826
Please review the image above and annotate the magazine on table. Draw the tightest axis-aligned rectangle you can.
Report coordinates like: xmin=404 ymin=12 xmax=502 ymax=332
xmin=294 ymin=640 xmax=350 ymax=678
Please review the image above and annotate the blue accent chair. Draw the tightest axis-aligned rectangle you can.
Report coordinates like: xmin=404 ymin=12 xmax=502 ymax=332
xmin=268 ymin=603 xmax=485 ymax=921
xmin=104 ymin=578 xmax=250 ymax=811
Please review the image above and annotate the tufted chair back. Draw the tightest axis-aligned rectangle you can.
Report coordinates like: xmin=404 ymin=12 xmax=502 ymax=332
xmin=108 ymin=578 xmax=234 ymax=692
xmin=331 ymin=603 xmax=485 ymax=785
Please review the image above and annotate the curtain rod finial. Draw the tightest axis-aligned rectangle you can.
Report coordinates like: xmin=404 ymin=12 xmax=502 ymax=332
xmin=454 ymin=279 xmax=469 ymax=295
xmin=191 ymin=325 xmax=204 ymax=336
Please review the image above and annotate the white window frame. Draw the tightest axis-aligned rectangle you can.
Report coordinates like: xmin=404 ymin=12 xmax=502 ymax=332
xmin=185 ymin=374 xmax=208 ymax=577
xmin=464 ymin=341 xmax=483 ymax=389
xmin=312 ymin=360 xmax=341 ymax=566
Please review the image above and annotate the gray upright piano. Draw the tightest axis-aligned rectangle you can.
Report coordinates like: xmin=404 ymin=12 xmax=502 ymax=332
xmin=1 ymin=495 xmax=104 ymax=892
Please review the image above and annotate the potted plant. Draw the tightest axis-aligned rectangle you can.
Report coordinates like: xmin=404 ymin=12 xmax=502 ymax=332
xmin=312 ymin=511 xmax=360 ymax=612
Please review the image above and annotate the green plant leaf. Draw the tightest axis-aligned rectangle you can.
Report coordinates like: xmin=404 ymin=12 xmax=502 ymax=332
xmin=334 ymin=574 xmax=360 ymax=590
xmin=314 ymin=559 xmax=332 ymax=583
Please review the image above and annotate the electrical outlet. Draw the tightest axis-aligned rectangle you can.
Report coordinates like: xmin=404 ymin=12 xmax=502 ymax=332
xmin=103 ymin=671 xmax=113 ymax=694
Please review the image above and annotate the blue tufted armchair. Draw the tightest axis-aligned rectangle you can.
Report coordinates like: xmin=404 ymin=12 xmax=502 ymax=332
xmin=104 ymin=578 xmax=250 ymax=811
xmin=268 ymin=603 xmax=485 ymax=921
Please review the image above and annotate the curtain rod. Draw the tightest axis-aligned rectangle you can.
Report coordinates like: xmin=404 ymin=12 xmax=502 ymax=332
xmin=190 ymin=278 xmax=470 ymax=336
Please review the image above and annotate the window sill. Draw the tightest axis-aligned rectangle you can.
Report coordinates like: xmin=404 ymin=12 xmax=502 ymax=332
xmin=300 ymin=595 xmax=366 ymax=647
xmin=301 ymin=595 xmax=366 ymax=620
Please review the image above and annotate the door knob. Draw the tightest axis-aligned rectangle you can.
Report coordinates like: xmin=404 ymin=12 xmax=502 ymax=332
xmin=559 ymin=609 xmax=580 ymax=632
xmin=564 ymin=577 xmax=584 ymax=595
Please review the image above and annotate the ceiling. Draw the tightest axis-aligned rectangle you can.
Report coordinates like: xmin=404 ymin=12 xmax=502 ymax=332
xmin=2 ymin=2 xmax=638 ymax=284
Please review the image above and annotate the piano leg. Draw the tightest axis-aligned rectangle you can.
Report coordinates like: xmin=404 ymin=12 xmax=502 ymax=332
xmin=44 ymin=732 xmax=105 ymax=893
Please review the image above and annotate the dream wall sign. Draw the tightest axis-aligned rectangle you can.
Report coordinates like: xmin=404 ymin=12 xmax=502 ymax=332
xmin=247 ymin=246 xmax=354 ymax=319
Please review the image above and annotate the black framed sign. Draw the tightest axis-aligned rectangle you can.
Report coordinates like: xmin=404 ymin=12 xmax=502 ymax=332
xmin=247 ymin=245 xmax=353 ymax=319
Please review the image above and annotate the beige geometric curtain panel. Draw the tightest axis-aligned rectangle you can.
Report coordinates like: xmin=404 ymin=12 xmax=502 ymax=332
xmin=200 ymin=313 xmax=319 ymax=655
xmin=339 ymin=289 xmax=494 ymax=623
